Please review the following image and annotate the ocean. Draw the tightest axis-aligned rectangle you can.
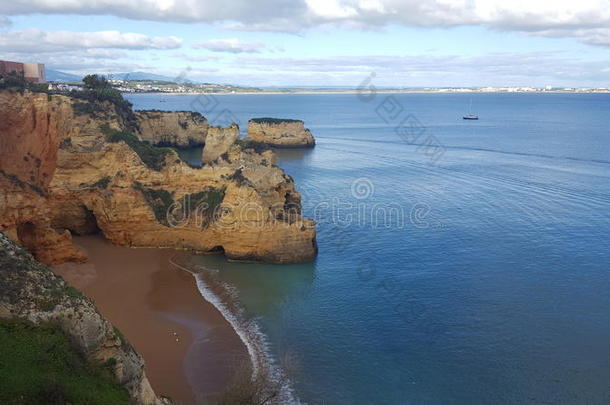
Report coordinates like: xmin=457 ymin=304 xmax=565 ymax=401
xmin=126 ymin=92 xmax=610 ymax=404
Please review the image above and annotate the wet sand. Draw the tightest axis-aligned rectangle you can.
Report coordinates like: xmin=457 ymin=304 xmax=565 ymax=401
xmin=53 ymin=235 xmax=248 ymax=405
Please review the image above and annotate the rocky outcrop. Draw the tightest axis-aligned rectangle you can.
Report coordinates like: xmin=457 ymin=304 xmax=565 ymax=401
xmin=0 ymin=231 xmax=165 ymax=404
xmin=201 ymin=123 xmax=240 ymax=164
xmin=0 ymin=91 xmax=86 ymax=264
xmin=247 ymin=118 xmax=315 ymax=148
xmin=136 ymin=110 xmax=208 ymax=147
xmin=0 ymin=90 xmax=317 ymax=265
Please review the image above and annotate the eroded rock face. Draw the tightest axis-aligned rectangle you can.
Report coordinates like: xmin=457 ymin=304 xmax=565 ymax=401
xmin=0 ymin=91 xmax=87 ymax=264
xmin=0 ymin=90 xmax=317 ymax=265
xmin=136 ymin=110 xmax=208 ymax=147
xmin=0 ymin=91 xmax=68 ymax=189
xmin=0 ymin=231 xmax=165 ymax=405
xmin=201 ymin=124 xmax=240 ymax=164
xmin=247 ymin=118 xmax=315 ymax=148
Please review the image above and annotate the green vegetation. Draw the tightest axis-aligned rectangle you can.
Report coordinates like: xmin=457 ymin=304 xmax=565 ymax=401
xmin=70 ymin=75 xmax=136 ymax=129
xmin=101 ymin=124 xmax=172 ymax=171
xmin=249 ymin=117 xmax=302 ymax=124
xmin=33 ymin=282 xmax=87 ymax=312
xmin=0 ymin=169 xmax=45 ymax=196
xmin=227 ymin=168 xmax=251 ymax=187
xmin=0 ymin=319 xmax=129 ymax=405
xmin=72 ymin=101 xmax=105 ymax=116
xmin=59 ymin=137 xmax=72 ymax=149
xmin=235 ymin=139 xmax=271 ymax=154
xmin=133 ymin=182 xmax=174 ymax=226
xmin=91 ymin=177 xmax=111 ymax=189
xmin=186 ymin=187 xmax=225 ymax=226
xmin=0 ymin=71 xmax=49 ymax=93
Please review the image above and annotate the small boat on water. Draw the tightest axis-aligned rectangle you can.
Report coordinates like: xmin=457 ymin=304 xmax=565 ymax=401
xmin=463 ymin=99 xmax=479 ymax=120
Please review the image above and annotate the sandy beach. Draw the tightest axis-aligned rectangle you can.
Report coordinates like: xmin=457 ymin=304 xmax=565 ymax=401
xmin=53 ymin=235 xmax=248 ymax=405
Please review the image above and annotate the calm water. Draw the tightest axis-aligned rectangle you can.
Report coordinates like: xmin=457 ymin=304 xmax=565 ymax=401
xmin=126 ymin=93 xmax=610 ymax=404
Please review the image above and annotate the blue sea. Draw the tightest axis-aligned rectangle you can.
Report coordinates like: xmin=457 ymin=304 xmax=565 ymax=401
xmin=126 ymin=92 xmax=610 ymax=404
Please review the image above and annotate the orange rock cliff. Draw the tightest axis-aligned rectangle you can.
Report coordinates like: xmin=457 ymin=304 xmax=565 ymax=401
xmin=0 ymin=90 xmax=317 ymax=265
xmin=247 ymin=117 xmax=315 ymax=148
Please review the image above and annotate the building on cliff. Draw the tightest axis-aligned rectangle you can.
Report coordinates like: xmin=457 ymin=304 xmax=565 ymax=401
xmin=0 ymin=60 xmax=46 ymax=83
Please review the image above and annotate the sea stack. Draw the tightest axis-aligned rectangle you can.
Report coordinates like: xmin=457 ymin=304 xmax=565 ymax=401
xmin=201 ymin=123 xmax=240 ymax=164
xmin=247 ymin=118 xmax=315 ymax=148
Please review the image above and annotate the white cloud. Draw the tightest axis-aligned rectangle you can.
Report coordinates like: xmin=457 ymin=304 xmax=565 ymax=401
xmin=217 ymin=52 xmax=610 ymax=87
xmin=0 ymin=28 xmax=182 ymax=52
xmin=538 ymin=27 xmax=610 ymax=47
xmin=192 ymin=38 xmax=266 ymax=53
xmin=3 ymin=0 xmax=610 ymax=42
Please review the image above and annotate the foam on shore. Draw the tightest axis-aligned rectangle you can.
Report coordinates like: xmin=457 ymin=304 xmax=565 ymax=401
xmin=169 ymin=256 xmax=300 ymax=404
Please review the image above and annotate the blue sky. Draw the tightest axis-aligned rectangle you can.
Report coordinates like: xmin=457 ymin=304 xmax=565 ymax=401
xmin=1 ymin=0 xmax=610 ymax=87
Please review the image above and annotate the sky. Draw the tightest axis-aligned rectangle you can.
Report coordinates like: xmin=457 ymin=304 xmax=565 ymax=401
xmin=1 ymin=0 xmax=610 ymax=87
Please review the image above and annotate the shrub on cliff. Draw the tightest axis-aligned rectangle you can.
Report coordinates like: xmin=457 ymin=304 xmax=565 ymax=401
xmin=226 ymin=168 xmax=251 ymax=187
xmin=72 ymin=101 xmax=106 ymax=116
xmin=0 ymin=71 xmax=49 ymax=94
xmin=101 ymin=125 xmax=173 ymax=171
xmin=0 ymin=319 xmax=130 ymax=405
xmin=0 ymin=71 xmax=27 ymax=91
xmin=235 ymin=139 xmax=271 ymax=154
xmin=185 ymin=187 xmax=226 ymax=227
xmin=133 ymin=182 xmax=175 ymax=226
xmin=71 ymin=75 xmax=137 ymax=130
xmin=249 ymin=117 xmax=302 ymax=124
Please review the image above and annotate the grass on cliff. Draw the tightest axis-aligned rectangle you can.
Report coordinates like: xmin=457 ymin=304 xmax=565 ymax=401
xmin=72 ymin=101 xmax=106 ymax=117
xmin=101 ymin=124 xmax=173 ymax=171
xmin=235 ymin=139 xmax=271 ymax=154
xmin=133 ymin=182 xmax=174 ymax=226
xmin=249 ymin=117 xmax=302 ymax=124
xmin=186 ymin=187 xmax=226 ymax=227
xmin=0 ymin=169 xmax=45 ymax=196
xmin=0 ymin=319 xmax=129 ymax=405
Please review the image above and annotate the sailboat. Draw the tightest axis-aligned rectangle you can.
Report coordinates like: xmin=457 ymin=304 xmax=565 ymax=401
xmin=463 ymin=98 xmax=479 ymax=120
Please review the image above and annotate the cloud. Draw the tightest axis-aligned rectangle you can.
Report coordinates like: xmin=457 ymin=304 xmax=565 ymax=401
xmin=2 ymin=0 xmax=610 ymax=46
xmin=0 ymin=28 xmax=182 ymax=53
xmin=538 ymin=27 xmax=610 ymax=47
xmin=216 ymin=52 xmax=610 ymax=87
xmin=192 ymin=38 xmax=266 ymax=53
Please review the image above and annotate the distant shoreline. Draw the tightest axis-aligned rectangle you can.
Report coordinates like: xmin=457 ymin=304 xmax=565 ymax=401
xmin=125 ymin=89 xmax=610 ymax=96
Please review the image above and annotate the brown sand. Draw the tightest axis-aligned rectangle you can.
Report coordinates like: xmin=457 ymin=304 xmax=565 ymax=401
xmin=53 ymin=235 xmax=248 ymax=405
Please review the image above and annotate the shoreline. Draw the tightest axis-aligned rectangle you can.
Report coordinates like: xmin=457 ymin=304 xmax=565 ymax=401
xmin=53 ymin=235 xmax=249 ymax=405
xmin=124 ymin=89 xmax=610 ymax=96
xmin=173 ymin=255 xmax=300 ymax=404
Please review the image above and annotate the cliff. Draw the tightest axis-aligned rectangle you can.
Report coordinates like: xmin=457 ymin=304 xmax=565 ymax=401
xmin=247 ymin=118 xmax=315 ymax=148
xmin=201 ymin=124 xmax=240 ymax=164
xmin=0 ymin=90 xmax=317 ymax=265
xmin=0 ymin=231 xmax=165 ymax=404
xmin=136 ymin=110 xmax=208 ymax=147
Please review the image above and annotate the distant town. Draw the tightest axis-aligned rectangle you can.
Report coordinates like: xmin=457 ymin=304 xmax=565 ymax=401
xmin=2 ymin=59 xmax=610 ymax=94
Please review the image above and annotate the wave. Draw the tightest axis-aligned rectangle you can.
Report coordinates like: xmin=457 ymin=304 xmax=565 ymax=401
xmin=169 ymin=256 xmax=300 ymax=404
